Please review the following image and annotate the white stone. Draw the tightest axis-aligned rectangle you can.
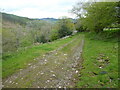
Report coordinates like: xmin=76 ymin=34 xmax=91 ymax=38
xmin=50 ymin=70 xmax=53 ymax=73
xmin=47 ymin=80 xmax=50 ymax=82
xmin=58 ymin=86 xmax=61 ymax=88
xmin=41 ymin=72 xmax=44 ymax=75
xmin=52 ymin=74 xmax=56 ymax=77
xmin=28 ymin=63 xmax=31 ymax=66
xmin=76 ymin=70 xmax=78 ymax=73
xmin=45 ymin=59 xmax=47 ymax=62
xmin=64 ymin=54 xmax=67 ymax=56
xmin=9 ymin=81 xmax=12 ymax=83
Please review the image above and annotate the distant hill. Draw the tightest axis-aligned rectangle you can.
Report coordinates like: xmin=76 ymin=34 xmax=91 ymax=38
xmin=38 ymin=18 xmax=76 ymax=23
xmin=38 ymin=18 xmax=58 ymax=22
xmin=1 ymin=12 xmax=30 ymax=25
xmin=1 ymin=12 xmax=76 ymax=25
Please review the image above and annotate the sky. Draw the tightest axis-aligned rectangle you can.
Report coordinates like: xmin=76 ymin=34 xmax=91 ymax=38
xmin=0 ymin=0 xmax=118 ymax=19
xmin=0 ymin=0 xmax=82 ymax=19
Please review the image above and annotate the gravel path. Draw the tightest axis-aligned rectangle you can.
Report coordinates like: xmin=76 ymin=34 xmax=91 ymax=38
xmin=3 ymin=35 xmax=84 ymax=88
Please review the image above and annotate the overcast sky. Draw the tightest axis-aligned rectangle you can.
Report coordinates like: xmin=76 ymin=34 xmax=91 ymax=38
xmin=0 ymin=0 xmax=82 ymax=19
xmin=0 ymin=0 xmax=117 ymax=19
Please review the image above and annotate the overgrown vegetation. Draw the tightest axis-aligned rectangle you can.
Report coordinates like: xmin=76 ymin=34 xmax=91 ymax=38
xmin=2 ymin=13 xmax=75 ymax=59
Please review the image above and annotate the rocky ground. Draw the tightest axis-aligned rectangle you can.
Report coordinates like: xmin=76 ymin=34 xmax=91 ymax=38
xmin=3 ymin=35 xmax=84 ymax=88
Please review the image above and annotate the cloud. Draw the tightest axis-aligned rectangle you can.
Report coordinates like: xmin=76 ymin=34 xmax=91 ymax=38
xmin=0 ymin=0 xmax=79 ymax=18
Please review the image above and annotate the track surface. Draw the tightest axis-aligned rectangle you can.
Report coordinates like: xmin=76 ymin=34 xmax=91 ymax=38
xmin=3 ymin=35 xmax=84 ymax=88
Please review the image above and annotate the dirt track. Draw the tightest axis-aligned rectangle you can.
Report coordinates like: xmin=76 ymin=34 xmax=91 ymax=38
xmin=3 ymin=35 xmax=84 ymax=88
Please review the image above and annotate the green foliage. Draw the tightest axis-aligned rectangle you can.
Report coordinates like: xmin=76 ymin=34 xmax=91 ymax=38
xmin=75 ymin=19 xmax=86 ymax=32
xmin=72 ymin=2 xmax=118 ymax=33
xmin=2 ymin=28 xmax=17 ymax=53
xmin=39 ymin=35 xmax=47 ymax=43
xmin=57 ymin=17 xmax=75 ymax=38
xmin=2 ymin=13 xmax=75 ymax=56
xmin=2 ymin=13 xmax=55 ymax=55
xmin=85 ymin=2 xmax=117 ymax=32
xmin=50 ymin=29 xmax=59 ymax=41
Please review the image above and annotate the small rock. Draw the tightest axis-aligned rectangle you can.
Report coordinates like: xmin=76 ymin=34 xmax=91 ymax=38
xmin=64 ymin=54 xmax=67 ymax=56
xmin=98 ymin=59 xmax=103 ymax=62
xmin=44 ymin=59 xmax=47 ymax=62
xmin=50 ymin=70 xmax=53 ymax=73
xmin=9 ymin=81 xmax=12 ymax=83
xmin=2 ymin=85 xmax=4 ymax=87
xmin=47 ymin=80 xmax=50 ymax=82
xmin=12 ymin=82 xmax=15 ymax=84
xmin=28 ymin=63 xmax=31 ymax=66
xmin=52 ymin=74 xmax=56 ymax=77
xmin=41 ymin=72 xmax=44 ymax=75
xmin=58 ymin=86 xmax=62 ymax=88
xmin=66 ymin=77 xmax=69 ymax=79
xmin=76 ymin=70 xmax=78 ymax=73
xmin=54 ymin=61 xmax=57 ymax=63
xmin=76 ymin=57 xmax=79 ymax=60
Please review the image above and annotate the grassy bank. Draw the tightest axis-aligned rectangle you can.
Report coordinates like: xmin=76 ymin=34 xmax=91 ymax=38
xmin=2 ymin=34 xmax=79 ymax=79
xmin=77 ymin=31 xmax=119 ymax=88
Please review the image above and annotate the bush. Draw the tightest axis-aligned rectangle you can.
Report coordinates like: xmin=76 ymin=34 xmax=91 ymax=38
xmin=50 ymin=32 xmax=59 ymax=41
xmin=39 ymin=35 xmax=47 ymax=43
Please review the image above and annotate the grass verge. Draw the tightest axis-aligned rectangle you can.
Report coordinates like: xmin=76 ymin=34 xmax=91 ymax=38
xmin=77 ymin=31 xmax=119 ymax=88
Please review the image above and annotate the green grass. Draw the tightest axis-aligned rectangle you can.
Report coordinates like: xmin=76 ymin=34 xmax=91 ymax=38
xmin=77 ymin=31 xmax=119 ymax=88
xmin=2 ymin=34 xmax=79 ymax=79
xmin=61 ymin=34 xmax=83 ymax=54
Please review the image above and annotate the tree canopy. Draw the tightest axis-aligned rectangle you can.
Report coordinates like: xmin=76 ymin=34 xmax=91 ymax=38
xmin=71 ymin=2 xmax=118 ymax=33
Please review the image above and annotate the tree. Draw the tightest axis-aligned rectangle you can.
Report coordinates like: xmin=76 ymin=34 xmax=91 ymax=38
xmin=75 ymin=19 xmax=86 ymax=32
xmin=71 ymin=2 xmax=118 ymax=33
xmin=57 ymin=17 xmax=74 ymax=38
